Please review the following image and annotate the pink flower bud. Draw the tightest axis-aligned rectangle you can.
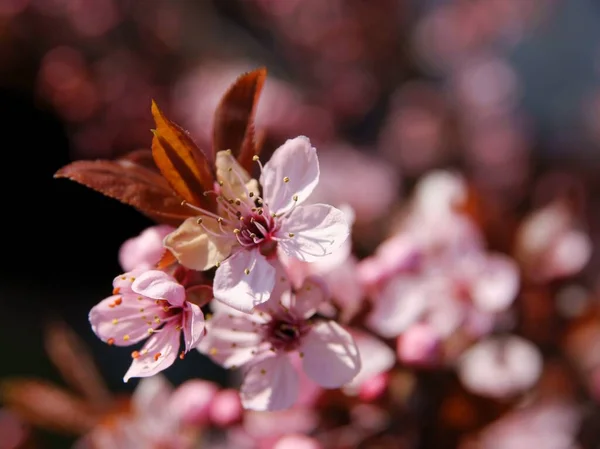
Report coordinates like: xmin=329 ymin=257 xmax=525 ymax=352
xmin=209 ymin=389 xmax=243 ymax=426
xmin=273 ymin=434 xmax=322 ymax=449
xmin=169 ymin=380 xmax=218 ymax=426
xmin=358 ymin=372 xmax=389 ymax=401
xmin=397 ymin=323 xmax=440 ymax=366
xmin=119 ymin=225 xmax=174 ymax=271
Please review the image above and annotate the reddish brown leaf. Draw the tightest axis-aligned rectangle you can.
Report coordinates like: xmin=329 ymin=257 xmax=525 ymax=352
xmin=1 ymin=379 xmax=98 ymax=435
xmin=213 ymin=67 xmax=267 ymax=171
xmin=44 ymin=321 xmax=112 ymax=410
xmin=119 ymin=148 xmax=158 ymax=171
xmin=151 ymin=100 xmax=215 ymax=208
xmin=55 ymin=159 xmax=192 ymax=224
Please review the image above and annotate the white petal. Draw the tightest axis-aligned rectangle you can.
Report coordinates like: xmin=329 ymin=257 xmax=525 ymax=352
xmin=240 ymin=355 xmax=299 ymax=411
xmin=132 ymin=374 xmax=173 ymax=413
xmin=301 ymin=321 xmax=360 ymax=388
xmin=213 ymin=249 xmax=276 ymax=312
xmin=260 ymin=136 xmax=319 ymax=214
xmin=277 ymin=204 xmax=349 ymax=263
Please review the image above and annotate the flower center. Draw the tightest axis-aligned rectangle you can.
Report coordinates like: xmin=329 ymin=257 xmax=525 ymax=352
xmin=264 ymin=314 xmax=309 ymax=352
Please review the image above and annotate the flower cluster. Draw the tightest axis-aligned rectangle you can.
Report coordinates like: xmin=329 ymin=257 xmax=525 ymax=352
xmin=38 ymin=66 xmax=596 ymax=449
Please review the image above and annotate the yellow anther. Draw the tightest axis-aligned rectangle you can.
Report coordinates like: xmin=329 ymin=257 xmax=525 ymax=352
xmin=235 ymin=199 xmax=241 ymax=206
xmin=215 ymin=262 xmax=221 ymax=268
xmin=210 ymin=347 xmax=218 ymax=355
xmin=260 ymin=369 xmax=267 ymax=375
xmin=217 ymin=217 xmax=223 ymax=223
xmin=252 ymin=155 xmax=260 ymax=161
xmin=233 ymin=229 xmax=240 ymax=234
xmin=112 ymin=319 xmax=118 ymax=325
xmin=283 ymin=177 xmax=290 ymax=183
xmin=218 ymin=180 xmax=224 ymax=186
xmin=299 ymin=352 xmax=304 ymax=358
xmin=249 ymin=192 xmax=254 ymax=197
xmin=288 ymin=233 xmax=295 ymax=238
xmin=147 ymin=328 xmax=154 ymax=334
xmin=197 ymin=217 xmax=203 ymax=224
xmin=293 ymin=194 xmax=298 ymax=201
xmin=244 ymin=268 xmax=251 ymax=275
xmin=123 ymin=334 xmax=130 ymax=341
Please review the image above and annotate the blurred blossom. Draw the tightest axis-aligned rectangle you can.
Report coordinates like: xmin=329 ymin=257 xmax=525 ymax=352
xmin=83 ymin=376 xmax=198 ymax=449
xmin=65 ymin=0 xmax=120 ymax=38
xmin=515 ymin=201 xmax=592 ymax=282
xmin=0 ymin=0 xmax=28 ymax=18
xmin=311 ymin=144 xmax=400 ymax=225
xmin=37 ymin=46 xmax=99 ymax=123
xmin=377 ymin=82 xmax=450 ymax=175
xmin=459 ymin=399 xmax=582 ymax=449
xmin=363 ymin=171 xmax=518 ymax=347
xmin=396 ymin=323 xmax=441 ymax=367
xmin=208 ymin=389 xmax=243 ymax=427
xmin=343 ymin=330 xmax=395 ymax=398
xmin=0 ymin=409 xmax=28 ymax=449
xmin=168 ymin=380 xmax=218 ymax=427
xmin=119 ymin=225 xmax=175 ymax=272
xmin=272 ymin=434 xmax=322 ymax=449
xmin=457 ymin=335 xmax=543 ymax=399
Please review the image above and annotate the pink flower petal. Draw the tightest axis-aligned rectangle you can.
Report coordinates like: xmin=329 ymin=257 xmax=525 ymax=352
xmin=366 ymin=276 xmax=428 ymax=338
xmin=209 ymin=389 xmax=243 ymax=426
xmin=123 ymin=323 xmax=181 ymax=382
xmin=182 ymin=303 xmax=205 ymax=352
xmin=343 ymin=330 xmax=395 ymax=393
xmin=396 ymin=323 xmax=440 ymax=366
xmin=132 ymin=270 xmax=185 ymax=307
xmin=119 ymin=225 xmax=175 ymax=272
xmin=301 ymin=321 xmax=360 ymax=388
xmin=89 ymin=295 xmax=164 ymax=346
xmin=132 ymin=374 xmax=174 ymax=413
xmin=197 ymin=312 xmax=263 ymax=368
xmin=285 ymin=277 xmax=328 ymax=319
xmin=213 ymin=249 xmax=275 ymax=312
xmin=457 ymin=336 xmax=543 ymax=398
xmin=168 ymin=379 xmax=218 ymax=426
xmin=277 ymin=204 xmax=349 ymax=263
xmin=273 ymin=434 xmax=322 ymax=449
xmin=470 ymin=254 xmax=519 ymax=313
xmin=260 ymin=136 xmax=319 ymax=215
xmin=240 ymin=355 xmax=299 ymax=411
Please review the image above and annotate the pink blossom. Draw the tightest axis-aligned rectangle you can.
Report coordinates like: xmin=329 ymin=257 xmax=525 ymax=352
xmin=198 ymin=276 xmax=360 ymax=411
xmin=459 ymin=400 xmax=581 ymax=449
xmin=165 ymin=136 xmax=349 ymax=312
xmin=273 ymin=434 xmax=322 ymax=449
xmin=209 ymin=389 xmax=243 ymax=426
xmin=89 ymin=269 xmax=205 ymax=381
xmin=0 ymin=409 xmax=28 ymax=449
xmin=119 ymin=225 xmax=175 ymax=271
xmin=457 ymin=335 xmax=543 ymax=398
xmin=515 ymin=201 xmax=592 ymax=282
xmin=168 ymin=379 xmax=218 ymax=426
xmin=342 ymin=330 xmax=395 ymax=397
xmin=82 ymin=376 xmax=197 ymax=449
xmin=397 ymin=323 xmax=441 ymax=366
